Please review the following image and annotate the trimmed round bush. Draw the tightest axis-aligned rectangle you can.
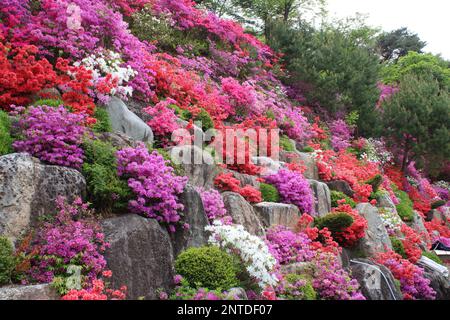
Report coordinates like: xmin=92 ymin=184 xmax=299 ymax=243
xmin=314 ymin=212 xmax=354 ymax=233
xmin=395 ymin=190 xmax=414 ymax=222
xmin=330 ymin=190 xmax=356 ymax=208
xmin=366 ymin=174 xmax=383 ymax=193
xmin=175 ymin=246 xmax=239 ymax=290
xmin=0 ymin=236 xmax=15 ymax=285
xmin=195 ymin=109 xmax=214 ymax=131
xmin=260 ymin=183 xmax=280 ymax=203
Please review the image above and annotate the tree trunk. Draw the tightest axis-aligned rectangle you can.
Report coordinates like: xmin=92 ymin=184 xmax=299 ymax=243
xmin=401 ymin=145 xmax=410 ymax=172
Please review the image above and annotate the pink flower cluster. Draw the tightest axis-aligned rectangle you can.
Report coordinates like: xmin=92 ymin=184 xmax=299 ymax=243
xmin=196 ymin=187 xmax=228 ymax=222
xmin=265 ymin=169 xmax=314 ymax=214
xmin=28 ymin=197 xmax=108 ymax=285
xmin=13 ymin=105 xmax=88 ymax=169
xmin=266 ymin=226 xmax=315 ymax=265
xmin=329 ymin=119 xmax=353 ymax=152
xmin=116 ymin=144 xmax=188 ymax=232
xmin=144 ymin=99 xmax=180 ymax=143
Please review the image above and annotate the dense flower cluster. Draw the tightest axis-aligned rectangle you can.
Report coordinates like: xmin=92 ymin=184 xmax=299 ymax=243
xmin=265 ymin=169 xmax=314 ymax=214
xmin=196 ymin=187 xmax=228 ymax=222
xmin=376 ymin=250 xmax=436 ymax=300
xmin=214 ymin=172 xmax=262 ymax=204
xmin=13 ymin=105 xmax=88 ymax=169
xmin=28 ymin=197 xmax=108 ymax=286
xmin=61 ymin=272 xmax=127 ymax=300
xmin=266 ymin=226 xmax=315 ymax=265
xmin=206 ymin=221 xmax=278 ymax=289
xmin=329 ymin=119 xmax=353 ymax=152
xmin=330 ymin=203 xmax=368 ymax=248
xmin=144 ymin=100 xmax=180 ymax=144
xmin=116 ymin=144 xmax=188 ymax=232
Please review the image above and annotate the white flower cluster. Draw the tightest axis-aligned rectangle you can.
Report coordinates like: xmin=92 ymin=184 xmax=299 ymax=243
xmin=362 ymin=138 xmax=393 ymax=166
xmin=76 ymin=50 xmax=137 ymax=101
xmin=205 ymin=221 xmax=278 ymax=289
xmin=379 ymin=208 xmax=402 ymax=233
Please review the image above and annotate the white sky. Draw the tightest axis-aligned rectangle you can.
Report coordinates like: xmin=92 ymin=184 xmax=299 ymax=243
xmin=326 ymin=0 xmax=450 ymax=59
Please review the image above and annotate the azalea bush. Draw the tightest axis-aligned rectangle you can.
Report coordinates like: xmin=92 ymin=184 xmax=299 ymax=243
xmin=265 ymin=169 xmax=314 ymax=214
xmin=196 ymin=187 xmax=228 ymax=222
xmin=206 ymin=221 xmax=278 ymax=290
xmin=116 ymin=143 xmax=188 ymax=232
xmin=61 ymin=272 xmax=127 ymax=300
xmin=275 ymin=274 xmax=317 ymax=300
xmin=13 ymin=105 xmax=88 ymax=169
xmin=214 ymin=172 xmax=262 ymax=204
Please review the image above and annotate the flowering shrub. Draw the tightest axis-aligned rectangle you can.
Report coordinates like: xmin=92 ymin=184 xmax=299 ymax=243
xmin=74 ymin=49 xmax=137 ymax=103
xmin=116 ymin=144 xmax=188 ymax=232
xmin=206 ymin=221 xmax=278 ymax=289
xmin=144 ymin=100 xmax=180 ymax=145
xmin=164 ymin=275 xmax=233 ymax=300
xmin=328 ymin=203 xmax=367 ymax=247
xmin=214 ymin=172 xmax=262 ymax=204
xmin=265 ymin=169 xmax=313 ymax=214
xmin=275 ymin=274 xmax=317 ymax=300
xmin=329 ymin=119 xmax=353 ymax=151
xmin=379 ymin=208 xmax=402 ymax=234
xmin=196 ymin=187 xmax=228 ymax=222
xmin=13 ymin=105 xmax=88 ymax=169
xmin=27 ymin=197 xmax=108 ymax=289
xmin=61 ymin=272 xmax=127 ymax=300
xmin=376 ymin=250 xmax=436 ymax=300
xmin=400 ymin=224 xmax=424 ymax=263
xmin=266 ymin=226 xmax=315 ymax=265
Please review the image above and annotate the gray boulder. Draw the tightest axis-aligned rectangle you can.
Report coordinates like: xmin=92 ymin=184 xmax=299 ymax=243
xmin=0 ymin=153 xmax=86 ymax=244
xmin=253 ymin=202 xmax=300 ymax=230
xmin=222 ymin=192 xmax=265 ymax=236
xmin=280 ymin=151 xmax=318 ymax=180
xmin=408 ymin=212 xmax=429 ymax=249
xmin=326 ymin=180 xmax=354 ymax=197
xmin=0 ymin=284 xmax=59 ymax=300
xmin=308 ymin=179 xmax=331 ymax=217
xmin=350 ymin=259 xmax=403 ymax=300
xmin=99 ymin=131 xmax=139 ymax=149
xmin=171 ymin=185 xmax=210 ymax=257
xmin=101 ymin=214 xmax=174 ymax=300
xmin=222 ymin=169 xmax=260 ymax=189
xmin=355 ymin=203 xmax=392 ymax=257
xmin=376 ymin=193 xmax=397 ymax=211
xmin=417 ymin=258 xmax=450 ymax=300
xmin=170 ymin=145 xmax=218 ymax=188
xmin=105 ymin=97 xmax=153 ymax=145
xmin=251 ymin=156 xmax=284 ymax=176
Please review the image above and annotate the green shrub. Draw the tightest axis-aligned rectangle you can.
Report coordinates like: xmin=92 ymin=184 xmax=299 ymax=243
xmin=82 ymin=139 xmax=132 ymax=213
xmin=280 ymin=274 xmax=317 ymax=300
xmin=330 ymin=190 xmax=356 ymax=208
xmin=301 ymin=146 xmax=314 ymax=153
xmin=422 ymin=251 xmax=444 ymax=265
xmin=431 ymin=200 xmax=446 ymax=209
xmin=390 ymin=236 xmax=407 ymax=259
xmin=92 ymin=107 xmax=112 ymax=133
xmin=314 ymin=212 xmax=354 ymax=233
xmin=280 ymin=135 xmax=295 ymax=152
xmin=0 ymin=111 xmax=13 ymax=156
xmin=0 ymin=237 xmax=15 ymax=285
xmin=395 ymin=190 xmax=415 ymax=222
xmin=32 ymin=99 xmax=64 ymax=107
xmin=195 ymin=109 xmax=214 ymax=131
xmin=175 ymin=246 xmax=240 ymax=290
xmin=260 ymin=183 xmax=280 ymax=203
xmin=366 ymin=174 xmax=383 ymax=193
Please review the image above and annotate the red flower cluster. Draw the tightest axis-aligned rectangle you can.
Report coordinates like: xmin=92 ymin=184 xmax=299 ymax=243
xmin=331 ymin=203 xmax=368 ymax=248
xmin=297 ymin=214 xmax=341 ymax=255
xmin=400 ymin=224 xmax=424 ymax=263
xmin=61 ymin=273 xmax=127 ymax=300
xmin=214 ymin=172 xmax=262 ymax=203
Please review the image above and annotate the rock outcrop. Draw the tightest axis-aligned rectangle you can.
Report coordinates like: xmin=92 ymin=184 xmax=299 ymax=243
xmin=0 ymin=284 xmax=58 ymax=300
xmin=326 ymin=180 xmax=354 ymax=197
xmin=253 ymin=202 xmax=300 ymax=230
xmin=308 ymin=179 xmax=331 ymax=217
xmin=105 ymin=97 xmax=153 ymax=146
xmin=171 ymin=185 xmax=210 ymax=257
xmin=350 ymin=259 xmax=403 ymax=300
xmin=0 ymin=153 xmax=86 ymax=244
xmin=101 ymin=214 xmax=174 ymax=300
xmin=222 ymin=192 xmax=265 ymax=236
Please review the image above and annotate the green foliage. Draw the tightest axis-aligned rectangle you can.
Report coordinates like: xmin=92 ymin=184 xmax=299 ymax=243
xmin=0 ymin=237 xmax=15 ymax=285
xmin=314 ymin=212 xmax=354 ymax=233
xmin=395 ymin=190 xmax=414 ymax=222
xmin=0 ymin=110 xmax=13 ymax=156
xmin=92 ymin=107 xmax=112 ymax=133
xmin=268 ymin=19 xmax=382 ymax=135
xmin=380 ymin=73 xmax=450 ymax=175
xmin=280 ymin=274 xmax=317 ymax=300
xmin=390 ymin=236 xmax=407 ymax=259
xmin=280 ymin=135 xmax=295 ymax=152
xmin=422 ymin=251 xmax=444 ymax=265
xmin=366 ymin=174 xmax=383 ymax=193
xmin=82 ymin=139 xmax=132 ymax=213
xmin=301 ymin=146 xmax=314 ymax=153
xmin=260 ymin=183 xmax=280 ymax=202
xmin=382 ymin=52 xmax=450 ymax=90
xmin=376 ymin=27 xmax=426 ymax=62
xmin=345 ymin=110 xmax=359 ymax=127
xmin=168 ymin=277 xmax=228 ymax=300
xmin=32 ymin=99 xmax=64 ymax=107
xmin=431 ymin=200 xmax=446 ymax=210
xmin=195 ymin=109 xmax=214 ymax=131
xmin=330 ymin=190 xmax=356 ymax=208
xmin=175 ymin=246 xmax=240 ymax=290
